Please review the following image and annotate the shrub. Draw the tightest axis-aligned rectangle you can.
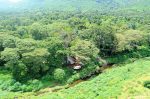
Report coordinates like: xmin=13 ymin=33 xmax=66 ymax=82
xmin=8 ymin=82 xmax=22 ymax=92
xmin=144 ymin=80 xmax=150 ymax=89
xmin=21 ymin=84 xmax=27 ymax=92
xmin=41 ymin=74 xmax=53 ymax=81
xmin=79 ymin=62 xmax=99 ymax=78
xmin=67 ymin=73 xmax=80 ymax=84
xmin=27 ymin=79 xmax=43 ymax=92
xmin=0 ymin=80 xmax=22 ymax=92
xmin=1 ymin=79 xmax=44 ymax=92
xmin=1 ymin=81 xmax=12 ymax=91
xmin=53 ymin=68 xmax=66 ymax=82
xmin=12 ymin=61 xmax=28 ymax=82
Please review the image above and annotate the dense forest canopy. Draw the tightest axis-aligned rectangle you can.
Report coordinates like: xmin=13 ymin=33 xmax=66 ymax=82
xmin=0 ymin=0 xmax=150 ymax=98
xmin=0 ymin=0 xmax=150 ymax=12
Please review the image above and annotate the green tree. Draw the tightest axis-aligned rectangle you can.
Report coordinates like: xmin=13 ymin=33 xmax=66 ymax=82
xmin=0 ymin=48 xmax=20 ymax=70
xmin=69 ymin=39 xmax=99 ymax=63
xmin=47 ymin=37 xmax=66 ymax=67
xmin=16 ymin=26 xmax=29 ymax=38
xmin=30 ymin=23 xmax=48 ymax=40
xmin=22 ymin=48 xmax=50 ymax=78
xmin=79 ymin=25 xmax=117 ymax=56
xmin=2 ymin=36 xmax=17 ymax=48
xmin=116 ymin=30 xmax=145 ymax=52
xmin=1 ymin=48 xmax=20 ymax=63
xmin=16 ymin=38 xmax=37 ymax=53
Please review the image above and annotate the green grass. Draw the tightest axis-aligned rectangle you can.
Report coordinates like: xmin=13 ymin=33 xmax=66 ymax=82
xmin=0 ymin=70 xmax=21 ymax=98
xmin=1 ymin=58 xmax=150 ymax=98
xmin=33 ymin=58 xmax=150 ymax=99
xmin=0 ymin=68 xmax=60 ymax=98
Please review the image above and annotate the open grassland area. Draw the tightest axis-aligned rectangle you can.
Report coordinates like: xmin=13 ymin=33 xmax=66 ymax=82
xmin=1 ymin=58 xmax=150 ymax=99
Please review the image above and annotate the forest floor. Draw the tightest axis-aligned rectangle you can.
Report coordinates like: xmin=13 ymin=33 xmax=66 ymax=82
xmin=0 ymin=57 xmax=150 ymax=99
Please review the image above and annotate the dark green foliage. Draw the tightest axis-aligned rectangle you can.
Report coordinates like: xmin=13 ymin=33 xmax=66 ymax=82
xmin=47 ymin=37 xmax=66 ymax=67
xmin=96 ymin=26 xmax=118 ymax=56
xmin=12 ymin=61 xmax=28 ymax=82
xmin=0 ymin=38 xmax=4 ymax=51
xmin=16 ymin=27 xmax=29 ymax=38
xmin=144 ymin=81 xmax=150 ymax=89
xmin=107 ymin=48 xmax=150 ymax=64
xmin=79 ymin=23 xmax=118 ymax=56
xmin=21 ymin=48 xmax=50 ymax=79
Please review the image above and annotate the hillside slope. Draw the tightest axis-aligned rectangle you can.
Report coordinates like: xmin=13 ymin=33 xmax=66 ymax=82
xmin=30 ymin=58 xmax=150 ymax=99
xmin=0 ymin=0 xmax=150 ymax=12
xmin=0 ymin=59 xmax=150 ymax=98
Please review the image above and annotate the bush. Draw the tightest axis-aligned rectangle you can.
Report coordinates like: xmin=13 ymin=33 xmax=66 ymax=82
xmin=144 ymin=80 xmax=150 ymax=89
xmin=79 ymin=62 xmax=99 ymax=78
xmin=1 ymin=80 xmax=22 ymax=92
xmin=27 ymin=79 xmax=43 ymax=92
xmin=12 ymin=61 xmax=28 ymax=82
xmin=41 ymin=74 xmax=53 ymax=81
xmin=67 ymin=73 xmax=80 ymax=84
xmin=0 ymin=79 xmax=44 ymax=92
xmin=53 ymin=68 xmax=66 ymax=82
xmin=1 ymin=80 xmax=12 ymax=91
xmin=8 ymin=82 xmax=22 ymax=92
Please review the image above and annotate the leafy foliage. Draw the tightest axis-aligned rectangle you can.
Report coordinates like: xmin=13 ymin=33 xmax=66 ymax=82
xmin=53 ymin=68 xmax=66 ymax=82
xmin=0 ymin=6 xmax=150 ymax=95
xmin=69 ymin=39 xmax=99 ymax=62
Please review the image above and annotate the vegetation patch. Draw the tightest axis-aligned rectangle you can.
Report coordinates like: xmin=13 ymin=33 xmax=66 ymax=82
xmin=0 ymin=1 xmax=150 ymax=98
xmin=144 ymin=81 xmax=150 ymax=89
xmin=29 ymin=58 xmax=150 ymax=99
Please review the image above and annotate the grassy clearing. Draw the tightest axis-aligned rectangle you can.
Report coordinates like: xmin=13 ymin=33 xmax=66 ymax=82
xmin=0 ymin=58 xmax=150 ymax=99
